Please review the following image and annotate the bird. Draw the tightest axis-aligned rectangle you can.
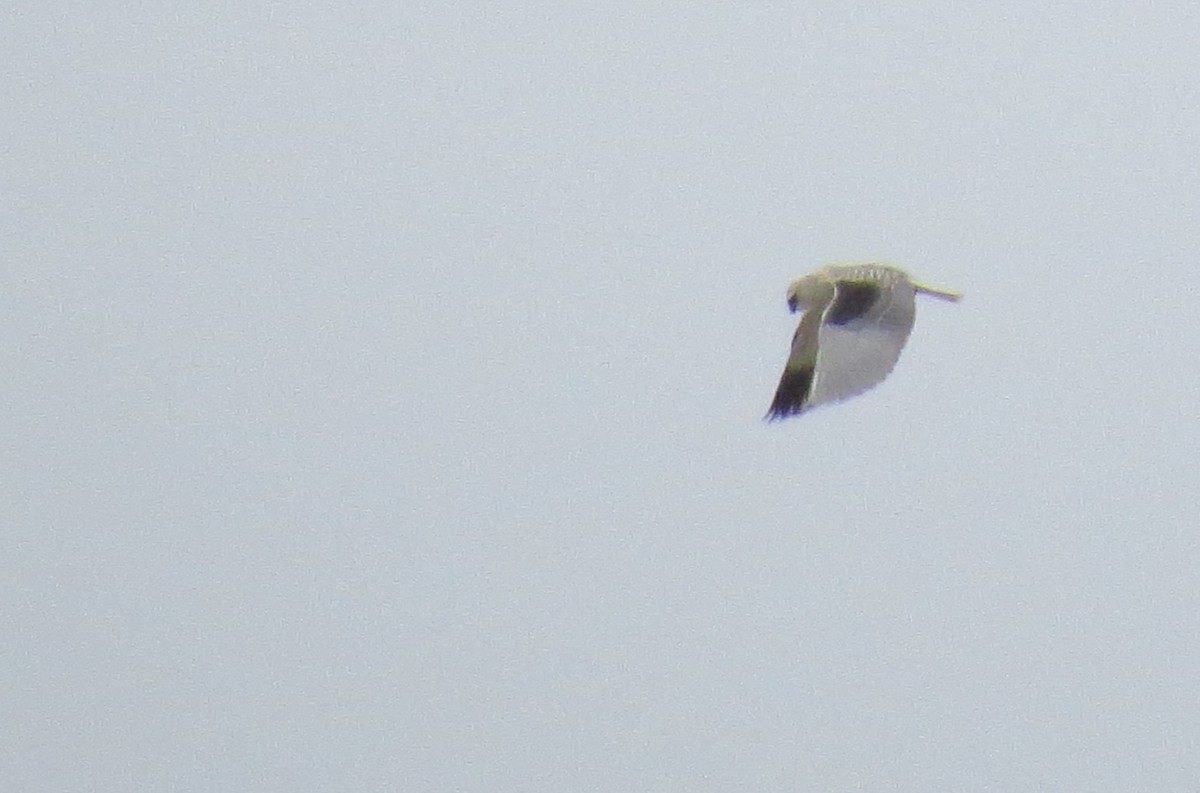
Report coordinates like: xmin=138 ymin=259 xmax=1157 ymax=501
xmin=766 ymin=263 xmax=961 ymax=420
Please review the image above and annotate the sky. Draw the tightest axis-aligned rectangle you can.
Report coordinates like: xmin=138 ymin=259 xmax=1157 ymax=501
xmin=4 ymin=2 xmax=1200 ymax=791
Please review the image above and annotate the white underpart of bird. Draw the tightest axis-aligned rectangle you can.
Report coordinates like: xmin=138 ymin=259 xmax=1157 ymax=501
xmin=766 ymin=263 xmax=961 ymax=420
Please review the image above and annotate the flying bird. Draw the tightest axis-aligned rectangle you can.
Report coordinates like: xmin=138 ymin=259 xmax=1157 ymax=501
xmin=766 ymin=264 xmax=961 ymax=420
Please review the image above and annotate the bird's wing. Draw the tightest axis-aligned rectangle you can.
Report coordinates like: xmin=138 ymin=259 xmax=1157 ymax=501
xmin=766 ymin=293 xmax=829 ymax=420
xmin=806 ymin=278 xmax=917 ymax=409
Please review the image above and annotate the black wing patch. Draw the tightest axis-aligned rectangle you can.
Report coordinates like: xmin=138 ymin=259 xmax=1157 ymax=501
xmin=826 ymin=281 xmax=881 ymax=325
xmin=766 ymin=365 xmax=815 ymax=420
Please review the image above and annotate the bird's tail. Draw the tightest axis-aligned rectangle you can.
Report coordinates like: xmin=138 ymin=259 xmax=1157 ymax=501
xmin=913 ymin=282 xmax=963 ymax=302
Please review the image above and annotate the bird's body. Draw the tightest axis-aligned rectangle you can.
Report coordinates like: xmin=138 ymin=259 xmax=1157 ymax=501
xmin=766 ymin=264 xmax=960 ymax=420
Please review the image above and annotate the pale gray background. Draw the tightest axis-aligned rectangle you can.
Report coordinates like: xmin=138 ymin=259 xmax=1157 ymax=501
xmin=4 ymin=2 xmax=1200 ymax=791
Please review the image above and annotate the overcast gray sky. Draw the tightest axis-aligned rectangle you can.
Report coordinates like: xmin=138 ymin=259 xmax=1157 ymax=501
xmin=5 ymin=2 xmax=1200 ymax=791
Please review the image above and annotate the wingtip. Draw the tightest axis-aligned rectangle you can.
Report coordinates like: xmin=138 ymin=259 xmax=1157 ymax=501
xmin=765 ymin=365 xmax=815 ymax=422
xmin=764 ymin=405 xmax=806 ymax=422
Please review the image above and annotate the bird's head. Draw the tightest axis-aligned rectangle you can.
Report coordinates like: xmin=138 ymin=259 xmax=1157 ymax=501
xmin=785 ymin=271 xmax=836 ymax=313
